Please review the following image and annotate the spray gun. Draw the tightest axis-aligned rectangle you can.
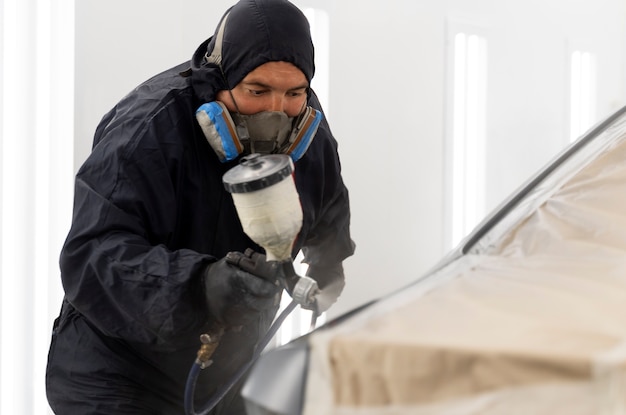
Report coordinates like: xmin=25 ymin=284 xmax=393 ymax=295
xmin=222 ymin=153 xmax=319 ymax=306
xmin=185 ymin=154 xmax=320 ymax=415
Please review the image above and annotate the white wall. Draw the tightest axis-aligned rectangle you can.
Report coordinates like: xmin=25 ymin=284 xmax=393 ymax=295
xmin=74 ymin=0 xmax=626 ymax=319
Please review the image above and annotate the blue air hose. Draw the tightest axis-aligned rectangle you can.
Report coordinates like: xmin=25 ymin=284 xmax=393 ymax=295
xmin=184 ymin=300 xmax=299 ymax=415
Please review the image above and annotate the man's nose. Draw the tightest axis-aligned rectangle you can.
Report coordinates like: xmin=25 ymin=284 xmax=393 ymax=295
xmin=268 ymin=94 xmax=285 ymax=112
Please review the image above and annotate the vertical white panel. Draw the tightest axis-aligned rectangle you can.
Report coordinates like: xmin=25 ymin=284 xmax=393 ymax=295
xmin=570 ymin=50 xmax=597 ymax=142
xmin=1 ymin=0 xmax=73 ymax=413
xmin=464 ymin=34 xmax=487 ymax=236
xmin=33 ymin=2 xmax=52 ymax=413
xmin=0 ymin=0 xmax=4 ymax=299
xmin=451 ymin=33 xmax=467 ymax=246
xmin=445 ymin=20 xmax=488 ymax=249
xmin=1 ymin=0 xmax=36 ymax=412
xmin=304 ymin=8 xmax=330 ymax=113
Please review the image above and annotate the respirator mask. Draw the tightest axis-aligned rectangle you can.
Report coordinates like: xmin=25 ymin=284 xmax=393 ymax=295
xmin=196 ymin=101 xmax=322 ymax=162
xmin=195 ymin=10 xmax=323 ymax=162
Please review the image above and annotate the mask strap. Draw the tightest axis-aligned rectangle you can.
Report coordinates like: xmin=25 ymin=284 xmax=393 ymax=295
xmin=205 ymin=12 xmax=230 ymax=66
xmin=204 ymin=11 xmax=250 ymax=147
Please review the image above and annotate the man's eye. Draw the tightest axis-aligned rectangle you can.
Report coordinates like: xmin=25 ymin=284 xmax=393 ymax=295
xmin=248 ymin=89 xmax=265 ymax=96
xmin=290 ymin=88 xmax=309 ymax=97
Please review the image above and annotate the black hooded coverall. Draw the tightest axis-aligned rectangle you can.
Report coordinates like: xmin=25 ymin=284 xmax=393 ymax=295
xmin=45 ymin=1 xmax=355 ymax=414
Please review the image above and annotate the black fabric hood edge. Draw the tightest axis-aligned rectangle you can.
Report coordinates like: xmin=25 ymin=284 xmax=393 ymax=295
xmin=190 ymin=0 xmax=315 ymax=104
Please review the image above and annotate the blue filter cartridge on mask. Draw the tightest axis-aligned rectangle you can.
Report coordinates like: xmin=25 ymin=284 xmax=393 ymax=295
xmin=196 ymin=101 xmax=243 ymax=162
xmin=286 ymin=107 xmax=323 ymax=162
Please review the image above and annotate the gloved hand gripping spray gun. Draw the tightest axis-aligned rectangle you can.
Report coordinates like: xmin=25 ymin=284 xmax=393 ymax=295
xmin=184 ymin=154 xmax=319 ymax=415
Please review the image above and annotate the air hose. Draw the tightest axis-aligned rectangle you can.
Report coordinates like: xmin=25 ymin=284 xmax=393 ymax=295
xmin=184 ymin=300 xmax=300 ymax=415
xmin=184 ymin=154 xmax=320 ymax=414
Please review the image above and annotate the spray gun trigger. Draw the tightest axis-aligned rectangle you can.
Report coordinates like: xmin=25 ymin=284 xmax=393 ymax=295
xmin=226 ymin=249 xmax=281 ymax=285
xmin=225 ymin=251 xmax=244 ymax=266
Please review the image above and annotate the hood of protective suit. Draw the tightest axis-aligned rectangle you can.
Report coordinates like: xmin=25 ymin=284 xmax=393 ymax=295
xmin=191 ymin=0 xmax=315 ymax=103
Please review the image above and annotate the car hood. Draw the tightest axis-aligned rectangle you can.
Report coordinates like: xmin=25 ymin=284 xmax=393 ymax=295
xmin=244 ymin=104 xmax=626 ymax=415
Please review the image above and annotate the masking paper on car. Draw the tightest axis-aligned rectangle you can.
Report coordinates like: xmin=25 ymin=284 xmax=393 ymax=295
xmin=302 ymin=106 xmax=626 ymax=415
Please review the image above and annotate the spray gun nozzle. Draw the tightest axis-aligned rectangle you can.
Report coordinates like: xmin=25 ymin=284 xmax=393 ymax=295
xmin=278 ymin=261 xmax=320 ymax=309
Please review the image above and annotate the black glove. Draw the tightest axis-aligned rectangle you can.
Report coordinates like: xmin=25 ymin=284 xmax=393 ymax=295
xmin=203 ymin=250 xmax=282 ymax=327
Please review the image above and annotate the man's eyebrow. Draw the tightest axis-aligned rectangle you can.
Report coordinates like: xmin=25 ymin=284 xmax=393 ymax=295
xmin=288 ymin=83 xmax=309 ymax=91
xmin=242 ymin=81 xmax=309 ymax=91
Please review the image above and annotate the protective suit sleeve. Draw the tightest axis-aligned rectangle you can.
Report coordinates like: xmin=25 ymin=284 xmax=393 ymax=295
xmin=60 ymin=109 xmax=212 ymax=349
xmin=299 ymin=92 xmax=356 ymax=270
xmin=293 ymin=93 xmax=355 ymax=316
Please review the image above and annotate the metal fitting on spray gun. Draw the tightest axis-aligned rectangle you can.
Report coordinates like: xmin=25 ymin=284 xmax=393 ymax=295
xmin=278 ymin=260 xmax=319 ymax=310
xmin=185 ymin=154 xmax=319 ymax=415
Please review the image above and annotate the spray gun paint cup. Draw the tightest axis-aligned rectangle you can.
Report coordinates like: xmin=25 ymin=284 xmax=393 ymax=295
xmin=223 ymin=154 xmax=319 ymax=309
xmin=222 ymin=153 xmax=302 ymax=262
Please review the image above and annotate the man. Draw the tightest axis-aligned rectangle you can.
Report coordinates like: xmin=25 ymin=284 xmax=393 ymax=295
xmin=45 ymin=0 xmax=355 ymax=414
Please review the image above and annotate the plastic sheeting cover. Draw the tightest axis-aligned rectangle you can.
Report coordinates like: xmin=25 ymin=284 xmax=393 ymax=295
xmin=302 ymin=107 xmax=626 ymax=415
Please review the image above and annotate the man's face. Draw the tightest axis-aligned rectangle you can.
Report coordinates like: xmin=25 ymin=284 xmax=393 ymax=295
xmin=216 ymin=61 xmax=309 ymax=117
